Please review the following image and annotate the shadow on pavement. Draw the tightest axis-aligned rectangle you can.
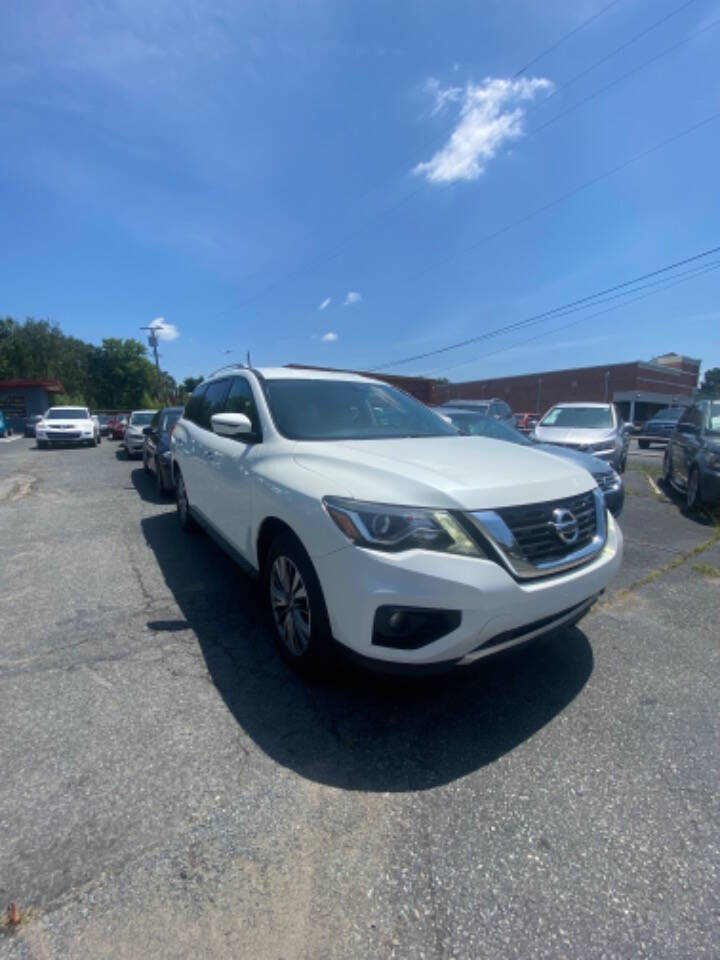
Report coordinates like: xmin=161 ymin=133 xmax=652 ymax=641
xmin=141 ymin=511 xmax=594 ymax=792
xmin=130 ymin=466 xmax=167 ymax=504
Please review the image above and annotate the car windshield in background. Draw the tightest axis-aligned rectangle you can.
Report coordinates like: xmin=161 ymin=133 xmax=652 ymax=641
xmin=708 ymin=402 xmax=720 ymax=434
xmin=444 ymin=412 xmax=531 ymax=446
xmin=652 ymin=408 xmax=683 ymax=421
xmin=540 ymin=406 xmax=613 ymax=429
xmin=46 ymin=409 xmax=88 ymax=420
xmin=264 ymin=380 xmax=458 ymax=441
xmin=162 ymin=411 xmax=182 ymax=431
xmin=130 ymin=412 xmax=154 ymax=426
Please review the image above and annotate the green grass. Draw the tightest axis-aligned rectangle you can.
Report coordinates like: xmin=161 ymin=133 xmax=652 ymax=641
xmin=692 ymin=562 xmax=720 ymax=579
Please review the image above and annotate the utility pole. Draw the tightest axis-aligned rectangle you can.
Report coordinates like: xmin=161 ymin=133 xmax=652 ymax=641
xmin=140 ymin=325 xmax=162 ymax=401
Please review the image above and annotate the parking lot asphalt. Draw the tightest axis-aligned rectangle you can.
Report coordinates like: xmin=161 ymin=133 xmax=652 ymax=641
xmin=1 ymin=438 xmax=719 ymax=959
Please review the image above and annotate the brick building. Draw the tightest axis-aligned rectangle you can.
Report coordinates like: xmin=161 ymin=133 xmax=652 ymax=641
xmin=433 ymin=353 xmax=701 ymax=424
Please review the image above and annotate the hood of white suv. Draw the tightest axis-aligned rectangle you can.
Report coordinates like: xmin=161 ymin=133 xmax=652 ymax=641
xmin=295 ymin=436 xmax=595 ymax=510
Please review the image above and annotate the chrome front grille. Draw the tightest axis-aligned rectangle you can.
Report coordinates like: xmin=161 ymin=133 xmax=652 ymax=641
xmin=469 ymin=488 xmax=606 ymax=580
xmin=497 ymin=491 xmax=597 ymax=564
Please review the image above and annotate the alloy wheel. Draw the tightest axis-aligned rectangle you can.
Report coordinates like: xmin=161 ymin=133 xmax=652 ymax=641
xmin=270 ymin=555 xmax=312 ymax=656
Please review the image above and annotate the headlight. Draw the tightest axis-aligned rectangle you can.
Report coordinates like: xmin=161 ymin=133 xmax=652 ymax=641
xmin=593 ymin=470 xmax=621 ymax=492
xmin=588 ymin=440 xmax=614 ymax=452
xmin=708 ymin=453 xmax=720 ymax=470
xmin=323 ymin=497 xmax=482 ymax=556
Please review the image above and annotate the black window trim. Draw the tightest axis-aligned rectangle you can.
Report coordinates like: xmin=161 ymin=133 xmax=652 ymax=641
xmin=223 ymin=374 xmax=263 ymax=443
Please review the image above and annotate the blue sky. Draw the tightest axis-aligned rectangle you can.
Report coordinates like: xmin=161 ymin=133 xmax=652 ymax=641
xmin=1 ymin=0 xmax=719 ymax=384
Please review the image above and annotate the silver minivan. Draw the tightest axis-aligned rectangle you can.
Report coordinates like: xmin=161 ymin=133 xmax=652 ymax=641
xmin=532 ymin=402 xmax=630 ymax=473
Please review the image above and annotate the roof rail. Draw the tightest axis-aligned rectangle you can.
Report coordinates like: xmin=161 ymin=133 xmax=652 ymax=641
xmin=206 ymin=362 xmax=247 ymax=379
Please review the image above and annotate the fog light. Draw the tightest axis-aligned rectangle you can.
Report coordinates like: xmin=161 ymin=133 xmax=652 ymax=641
xmin=373 ymin=606 xmax=461 ymax=650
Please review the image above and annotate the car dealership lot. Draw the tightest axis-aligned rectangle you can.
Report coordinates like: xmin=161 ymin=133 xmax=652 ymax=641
xmin=1 ymin=440 xmax=718 ymax=958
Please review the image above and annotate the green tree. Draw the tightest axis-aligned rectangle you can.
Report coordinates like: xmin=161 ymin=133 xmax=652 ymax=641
xmin=180 ymin=375 xmax=204 ymax=396
xmin=89 ymin=338 xmax=157 ymax=409
xmin=697 ymin=367 xmax=720 ymax=398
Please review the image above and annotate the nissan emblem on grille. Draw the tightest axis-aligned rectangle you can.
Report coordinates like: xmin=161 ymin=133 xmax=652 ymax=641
xmin=550 ymin=507 xmax=579 ymax=545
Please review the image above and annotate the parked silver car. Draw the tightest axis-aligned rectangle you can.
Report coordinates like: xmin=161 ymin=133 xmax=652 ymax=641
xmin=532 ymin=402 xmax=630 ymax=473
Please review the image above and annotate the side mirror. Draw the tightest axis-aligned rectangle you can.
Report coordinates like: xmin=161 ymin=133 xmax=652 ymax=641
xmin=211 ymin=412 xmax=253 ymax=437
xmin=142 ymin=426 xmax=153 ymax=435
xmin=677 ymin=422 xmax=697 ymax=435
xmin=621 ymin=423 xmax=633 ymax=436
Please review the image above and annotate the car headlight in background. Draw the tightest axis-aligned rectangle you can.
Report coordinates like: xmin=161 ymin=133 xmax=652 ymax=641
xmin=593 ymin=470 xmax=621 ymax=492
xmin=323 ymin=497 xmax=482 ymax=556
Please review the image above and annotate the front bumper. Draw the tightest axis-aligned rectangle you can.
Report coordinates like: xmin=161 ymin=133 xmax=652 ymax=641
xmin=124 ymin=435 xmax=145 ymax=453
xmin=314 ymin=512 xmax=623 ymax=667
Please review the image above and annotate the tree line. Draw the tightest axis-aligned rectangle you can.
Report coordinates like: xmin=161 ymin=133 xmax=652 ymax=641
xmin=0 ymin=317 xmax=204 ymax=409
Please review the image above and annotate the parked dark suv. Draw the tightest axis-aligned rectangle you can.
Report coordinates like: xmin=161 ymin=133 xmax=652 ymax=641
xmin=663 ymin=400 xmax=720 ymax=510
xmin=638 ymin=407 xmax=683 ymax=449
xmin=142 ymin=406 xmax=184 ymax=496
xmin=442 ymin=397 xmax=516 ymax=426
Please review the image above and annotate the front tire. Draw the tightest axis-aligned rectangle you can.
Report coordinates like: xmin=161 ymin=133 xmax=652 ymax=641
xmin=37 ymin=440 xmax=48 ymax=449
xmin=175 ymin=470 xmax=197 ymax=533
xmin=687 ymin=466 xmax=702 ymax=512
xmin=143 ymin=449 xmax=151 ymax=474
xmin=662 ymin=449 xmax=672 ymax=485
xmin=264 ymin=533 xmax=333 ymax=676
xmin=638 ymin=439 xmax=649 ymax=450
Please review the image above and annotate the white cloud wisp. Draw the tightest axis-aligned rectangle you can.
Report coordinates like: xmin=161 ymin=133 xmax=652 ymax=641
xmin=414 ymin=76 xmax=552 ymax=184
xmin=318 ymin=296 xmax=331 ymax=310
xmin=321 ymin=331 xmax=338 ymax=342
xmin=150 ymin=316 xmax=179 ymax=341
xmin=344 ymin=291 xmax=362 ymax=306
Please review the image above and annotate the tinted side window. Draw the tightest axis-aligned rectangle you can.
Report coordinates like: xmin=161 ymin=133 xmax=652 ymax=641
xmin=184 ymin=383 xmax=208 ymax=425
xmin=678 ymin=405 xmax=702 ymax=431
xmin=196 ymin=378 xmax=231 ymax=430
xmin=225 ymin=377 xmax=260 ymax=435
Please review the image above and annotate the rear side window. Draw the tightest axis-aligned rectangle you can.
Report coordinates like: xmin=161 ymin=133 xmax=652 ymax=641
xmin=225 ymin=377 xmax=261 ymax=435
xmin=184 ymin=383 xmax=208 ymax=425
xmin=679 ymin=405 xmax=702 ymax=429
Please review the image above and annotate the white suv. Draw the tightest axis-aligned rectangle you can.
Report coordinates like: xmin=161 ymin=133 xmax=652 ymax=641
xmin=36 ymin=406 xmax=99 ymax=448
xmin=172 ymin=368 xmax=622 ymax=673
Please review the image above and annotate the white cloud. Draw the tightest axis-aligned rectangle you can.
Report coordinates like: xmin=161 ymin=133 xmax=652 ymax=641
xmin=150 ymin=316 xmax=179 ymax=341
xmin=318 ymin=296 xmax=331 ymax=310
xmin=414 ymin=76 xmax=552 ymax=184
xmin=344 ymin=291 xmax=362 ymax=306
xmin=424 ymin=76 xmax=463 ymax=116
xmin=321 ymin=331 xmax=338 ymax=342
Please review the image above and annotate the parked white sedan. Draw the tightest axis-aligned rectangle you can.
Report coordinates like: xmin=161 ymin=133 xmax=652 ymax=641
xmin=36 ymin=407 xmax=99 ymax=448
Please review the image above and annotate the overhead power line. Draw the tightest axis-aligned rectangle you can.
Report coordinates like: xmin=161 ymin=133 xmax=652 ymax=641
xmin=543 ymin=0 xmax=701 ymax=102
xmin=425 ymin=259 xmax=720 ymax=377
xmin=369 ymin=243 xmax=720 ymax=372
xmin=513 ymin=0 xmax=624 ymax=77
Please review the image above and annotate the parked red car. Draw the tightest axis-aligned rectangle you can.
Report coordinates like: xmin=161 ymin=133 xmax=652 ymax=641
xmin=515 ymin=412 xmax=541 ymax=433
xmin=107 ymin=414 xmax=129 ymax=440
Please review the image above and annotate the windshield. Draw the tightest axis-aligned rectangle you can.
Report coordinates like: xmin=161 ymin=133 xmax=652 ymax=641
xmin=444 ymin=402 xmax=489 ymax=415
xmin=46 ymin=408 xmax=88 ymax=420
xmin=263 ymin=380 xmax=457 ymax=441
xmin=540 ymin=406 xmax=613 ymax=429
xmin=161 ymin=410 xmax=182 ymax=432
xmin=708 ymin=402 xmax=720 ymax=434
xmin=129 ymin=412 xmax=155 ymax=426
xmin=443 ymin=411 xmax=531 ymax=446
xmin=651 ymin=408 xmax=683 ymax=421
